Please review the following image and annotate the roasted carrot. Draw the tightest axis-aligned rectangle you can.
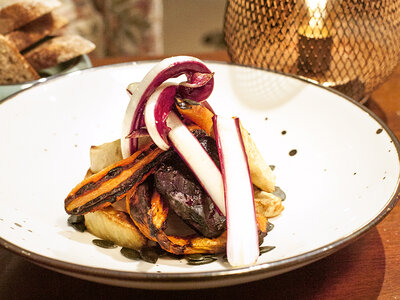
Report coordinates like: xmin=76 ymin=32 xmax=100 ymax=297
xmin=176 ymin=103 xmax=214 ymax=136
xmin=65 ymin=142 xmax=174 ymax=215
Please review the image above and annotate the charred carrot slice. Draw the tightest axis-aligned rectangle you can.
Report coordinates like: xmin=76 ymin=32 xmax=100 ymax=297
xmin=64 ymin=143 xmax=174 ymax=215
xmin=127 ymin=183 xmax=267 ymax=255
xmin=176 ymin=103 xmax=214 ymax=136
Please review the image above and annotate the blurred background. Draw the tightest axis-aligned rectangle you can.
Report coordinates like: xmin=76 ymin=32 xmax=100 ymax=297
xmin=57 ymin=0 xmax=226 ymax=58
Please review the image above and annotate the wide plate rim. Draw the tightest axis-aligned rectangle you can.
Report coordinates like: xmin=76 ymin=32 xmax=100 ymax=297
xmin=1 ymin=60 xmax=399 ymax=287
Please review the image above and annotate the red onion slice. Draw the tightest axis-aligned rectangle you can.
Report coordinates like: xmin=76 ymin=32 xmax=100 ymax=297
xmin=213 ymin=116 xmax=259 ymax=267
xmin=121 ymin=56 xmax=214 ymax=158
xmin=166 ymin=112 xmax=226 ymax=215
xmin=144 ymin=83 xmax=177 ymax=150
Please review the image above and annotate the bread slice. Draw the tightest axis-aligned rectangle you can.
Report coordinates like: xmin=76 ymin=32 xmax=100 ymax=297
xmin=0 ymin=34 xmax=39 ymax=84
xmin=0 ymin=0 xmax=61 ymax=34
xmin=5 ymin=12 xmax=67 ymax=51
xmin=24 ymin=34 xmax=95 ymax=71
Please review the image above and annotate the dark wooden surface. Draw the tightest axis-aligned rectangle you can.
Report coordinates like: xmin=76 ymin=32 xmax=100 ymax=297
xmin=1 ymin=51 xmax=399 ymax=299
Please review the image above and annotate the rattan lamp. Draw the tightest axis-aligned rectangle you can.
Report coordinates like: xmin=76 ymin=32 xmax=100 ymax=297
xmin=224 ymin=0 xmax=400 ymax=103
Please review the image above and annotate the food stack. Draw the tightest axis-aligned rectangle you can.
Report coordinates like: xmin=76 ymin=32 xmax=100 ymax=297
xmin=0 ymin=0 xmax=95 ymax=84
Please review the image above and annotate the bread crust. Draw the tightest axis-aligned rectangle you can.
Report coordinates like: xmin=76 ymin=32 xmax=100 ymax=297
xmin=5 ymin=12 xmax=67 ymax=51
xmin=24 ymin=34 xmax=95 ymax=70
xmin=0 ymin=0 xmax=61 ymax=34
xmin=0 ymin=34 xmax=39 ymax=84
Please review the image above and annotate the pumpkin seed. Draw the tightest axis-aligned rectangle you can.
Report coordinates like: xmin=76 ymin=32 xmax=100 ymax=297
xmin=259 ymin=246 xmax=275 ymax=255
xmin=120 ymin=247 xmax=141 ymax=260
xmin=67 ymin=215 xmax=86 ymax=232
xmin=67 ymin=215 xmax=84 ymax=225
xmin=140 ymin=247 xmax=159 ymax=264
xmin=186 ymin=253 xmax=205 ymax=261
xmin=269 ymin=165 xmax=276 ymax=171
xmin=71 ymin=222 xmax=86 ymax=232
xmin=267 ymin=222 xmax=274 ymax=232
xmin=92 ymin=239 xmax=117 ymax=249
xmin=153 ymin=246 xmax=169 ymax=257
xmin=187 ymin=257 xmax=217 ymax=265
xmin=272 ymin=186 xmax=286 ymax=201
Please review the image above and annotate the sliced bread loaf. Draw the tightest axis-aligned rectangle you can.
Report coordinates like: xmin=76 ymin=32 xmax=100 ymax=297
xmin=0 ymin=0 xmax=61 ymax=34
xmin=24 ymin=34 xmax=95 ymax=71
xmin=5 ymin=12 xmax=67 ymax=51
xmin=0 ymin=34 xmax=40 ymax=84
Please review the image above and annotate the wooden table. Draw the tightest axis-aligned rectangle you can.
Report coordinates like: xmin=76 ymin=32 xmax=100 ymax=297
xmin=1 ymin=51 xmax=399 ymax=299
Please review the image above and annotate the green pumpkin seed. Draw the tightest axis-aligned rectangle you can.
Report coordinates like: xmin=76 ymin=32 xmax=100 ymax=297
xmin=153 ymin=246 xmax=169 ymax=257
xmin=92 ymin=239 xmax=117 ymax=249
xmin=186 ymin=253 xmax=205 ymax=261
xmin=140 ymin=247 xmax=159 ymax=264
xmin=269 ymin=165 xmax=276 ymax=171
xmin=272 ymin=186 xmax=286 ymax=201
xmin=187 ymin=257 xmax=217 ymax=265
xmin=71 ymin=222 xmax=86 ymax=232
xmin=186 ymin=253 xmax=219 ymax=262
xmin=67 ymin=215 xmax=84 ymax=225
xmin=267 ymin=222 xmax=274 ymax=232
xmin=259 ymin=246 xmax=275 ymax=255
xmin=120 ymin=247 xmax=141 ymax=260
xmin=67 ymin=215 xmax=86 ymax=232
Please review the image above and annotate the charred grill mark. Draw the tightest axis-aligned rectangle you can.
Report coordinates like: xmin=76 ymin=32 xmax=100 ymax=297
xmin=133 ymin=144 xmax=158 ymax=164
xmin=71 ymin=166 xmax=125 ymax=200
xmin=75 ymin=181 xmax=98 ymax=197
xmin=67 ymin=150 xmax=150 ymax=202
xmin=104 ymin=166 xmax=123 ymax=179
xmin=134 ymin=152 xmax=146 ymax=163
xmin=130 ymin=182 xmax=151 ymax=226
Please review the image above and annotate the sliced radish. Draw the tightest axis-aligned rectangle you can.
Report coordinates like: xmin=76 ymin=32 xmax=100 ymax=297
xmin=166 ymin=112 xmax=225 ymax=215
xmin=213 ymin=116 xmax=259 ymax=267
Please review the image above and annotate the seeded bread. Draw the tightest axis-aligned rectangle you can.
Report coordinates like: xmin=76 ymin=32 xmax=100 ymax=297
xmin=5 ymin=12 xmax=67 ymax=51
xmin=0 ymin=0 xmax=61 ymax=34
xmin=0 ymin=34 xmax=39 ymax=84
xmin=24 ymin=34 xmax=95 ymax=71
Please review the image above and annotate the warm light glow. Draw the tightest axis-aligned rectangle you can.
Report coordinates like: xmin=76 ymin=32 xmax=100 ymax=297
xmin=305 ymin=0 xmax=327 ymax=30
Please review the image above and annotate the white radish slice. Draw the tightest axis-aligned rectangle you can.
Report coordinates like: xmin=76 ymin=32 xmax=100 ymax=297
xmin=213 ymin=115 xmax=259 ymax=267
xmin=166 ymin=112 xmax=226 ymax=215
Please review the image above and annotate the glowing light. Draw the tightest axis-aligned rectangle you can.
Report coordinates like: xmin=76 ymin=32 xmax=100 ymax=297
xmin=305 ymin=0 xmax=327 ymax=30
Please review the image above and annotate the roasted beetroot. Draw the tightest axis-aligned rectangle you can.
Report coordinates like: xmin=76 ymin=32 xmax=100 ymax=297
xmin=154 ymin=134 xmax=226 ymax=238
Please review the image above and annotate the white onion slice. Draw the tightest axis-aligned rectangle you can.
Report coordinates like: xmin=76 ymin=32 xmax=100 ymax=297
xmin=126 ymin=82 xmax=140 ymax=95
xmin=214 ymin=116 xmax=259 ymax=267
xmin=166 ymin=112 xmax=226 ymax=215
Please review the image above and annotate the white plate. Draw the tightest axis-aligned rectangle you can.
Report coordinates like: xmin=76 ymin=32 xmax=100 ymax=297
xmin=0 ymin=61 xmax=399 ymax=289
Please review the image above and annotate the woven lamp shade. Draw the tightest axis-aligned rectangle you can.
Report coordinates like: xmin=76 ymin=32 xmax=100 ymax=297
xmin=224 ymin=0 xmax=400 ymax=102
